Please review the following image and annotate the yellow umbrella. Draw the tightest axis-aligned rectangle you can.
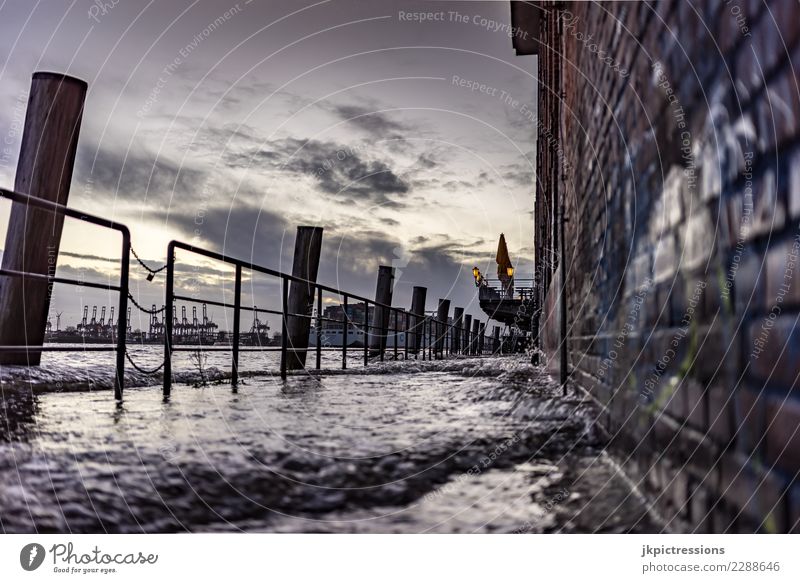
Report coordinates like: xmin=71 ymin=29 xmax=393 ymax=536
xmin=495 ymin=233 xmax=514 ymax=277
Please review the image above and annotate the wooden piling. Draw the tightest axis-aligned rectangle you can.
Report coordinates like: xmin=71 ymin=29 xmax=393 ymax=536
xmin=463 ymin=314 xmax=472 ymax=355
xmin=478 ymin=323 xmax=486 ymax=354
xmin=409 ymin=286 xmax=427 ymax=355
xmin=435 ymin=299 xmax=450 ymax=359
xmin=452 ymin=307 xmax=464 ymax=354
xmin=285 ymin=226 xmax=323 ymax=370
xmin=370 ymin=265 xmax=395 ymax=358
xmin=472 ymin=319 xmax=481 ymax=355
xmin=0 ymin=73 xmax=87 ymax=365
xmin=493 ymin=325 xmax=501 ymax=354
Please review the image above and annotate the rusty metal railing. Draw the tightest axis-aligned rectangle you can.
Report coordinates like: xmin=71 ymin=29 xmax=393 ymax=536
xmin=163 ymin=240 xmax=501 ymax=397
xmin=0 ymin=188 xmax=131 ymax=400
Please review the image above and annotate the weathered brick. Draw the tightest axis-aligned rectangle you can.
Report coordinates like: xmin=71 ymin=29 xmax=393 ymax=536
xmin=524 ymin=0 xmax=799 ymax=532
xmin=707 ymin=384 xmax=736 ymax=445
xmin=788 ymin=148 xmax=800 ymax=219
xmin=764 ymin=394 xmax=800 ymax=475
xmin=681 ymin=207 xmax=716 ymax=271
xmin=747 ymin=315 xmax=800 ymax=388
xmin=765 ymin=237 xmax=800 ymax=308
xmin=735 ymin=249 xmax=765 ymax=314
xmin=718 ymin=451 xmax=787 ymax=532
xmin=751 ymin=168 xmax=786 ymax=238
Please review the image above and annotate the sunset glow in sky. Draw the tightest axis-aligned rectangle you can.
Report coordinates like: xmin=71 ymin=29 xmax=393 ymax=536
xmin=0 ymin=0 xmax=536 ymax=331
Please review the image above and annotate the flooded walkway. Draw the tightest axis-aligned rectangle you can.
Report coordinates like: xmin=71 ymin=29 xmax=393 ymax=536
xmin=0 ymin=357 xmax=660 ymax=533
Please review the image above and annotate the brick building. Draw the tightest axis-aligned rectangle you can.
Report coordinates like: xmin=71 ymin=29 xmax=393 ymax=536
xmin=511 ymin=1 xmax=800 ymax=531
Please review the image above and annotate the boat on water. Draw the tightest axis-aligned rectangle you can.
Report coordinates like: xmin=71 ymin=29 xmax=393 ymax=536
xmin=309 ymin=323 xmax=411 ymax=348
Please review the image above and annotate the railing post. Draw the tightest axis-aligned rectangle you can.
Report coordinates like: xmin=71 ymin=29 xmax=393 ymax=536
xmin=231 ymin=264 xmax=242 ymax=387
xmin=286 ymin=226 xmax=323 ymax=370
xmin=421 ymin=317 xmax=426 ymax=361
xmin=393 ymin=310 xmax=398 ymax=360
xmin=363 ymin=303 xmax=369 ymax=366
xmin=114 ymin=230 xmax=130 ymax=401
xmin=560 ymin=202 xmax=569 ymax=394
xmin=404 ymin=311 xmax=409 ymax=360
xmin=428 ymin=317 xmax=433 ymax=360
xmin=316 ymin=286 xmax=322 ymax=370
xmin=280 ymin=277 xmax=288 ymax=380
xmin=342 ymin=295 xmax=348 ymax=369
xmin=163 ymin=243 xmax=175 ymax=398
xmin=452 ymin=307 xmax=464 ymax=354
xmin=370 ymin=265 xmax=395 ymax=360
xmin=435 ymin=299 xmax=450 ymax=359
xmin=0 ymin=72 xmax=87 ymax=365
xmin=463 ymin=314 xmax=472 ymax=356
xmin=410 ymin=286 xmax=426 ymax=357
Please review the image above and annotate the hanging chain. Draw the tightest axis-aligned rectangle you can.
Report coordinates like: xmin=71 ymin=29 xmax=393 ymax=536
xmin=125 ymin=350 xmax=165 ymax=375
xmin=131 ymin=246 xmax=168 ymax=281
xmin=127 ymin=293 xmax=166 ymax=315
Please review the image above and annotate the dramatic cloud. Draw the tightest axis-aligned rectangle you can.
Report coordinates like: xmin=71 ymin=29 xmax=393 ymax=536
xmin=500 ymin=162 xmax=535 ymax=187
xmin=76 ymin=143 xmax=206 ymax=204
xmin=58 ymin=251 xmax=120 ymax=263
xmin=163 ymin=203 xmax=291 ymax=264
xmin=222 ymin=136 xmax=410 ymax=206
xmin=416 ymin=153 xmax=437 ymax=169
xmin=0 ymin=0 xmax=536 ymax=327
xmin=330 ymin=104 xmax=409 ymax=138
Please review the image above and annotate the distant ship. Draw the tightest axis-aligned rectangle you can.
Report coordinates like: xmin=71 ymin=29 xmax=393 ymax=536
xmin=309 ymin=322 xmax=410 ymax=348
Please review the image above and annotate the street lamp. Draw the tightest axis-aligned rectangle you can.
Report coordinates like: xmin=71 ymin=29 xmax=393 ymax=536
xmin=472 ymin=266 xmax=482 ymax=287
xmin=506 ymin=266 xmax=514 ymax=278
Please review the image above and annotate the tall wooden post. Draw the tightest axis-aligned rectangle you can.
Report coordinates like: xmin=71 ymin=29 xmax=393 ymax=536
xmin=472 ymin=319 xmax=481 ymax=355
xmin=478 ymin=323 xmax=486 ymax=354
xmin=452 ymin=307 xmax=464 ymax=354
xmin=493 ymin=325 xmax=501 ymax=354
xmin=409 ymin=286 xmax=427 ymax=355
xmin=0 ymin=73 xmax=87 ymax=365
xmin=370 ymin=265 xmax=394 ymax=357
xmin=435 ymin=298 xmax=450 ymax=359
xmin=560 ymin=201 xmax=569 ymax=392
xmin=463 ymin=314 xmax=472 ymax=355
xmin=285 ymin=226 xmax=323 ymax=370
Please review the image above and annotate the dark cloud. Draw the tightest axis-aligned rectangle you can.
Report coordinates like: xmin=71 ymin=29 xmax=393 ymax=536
xmin=59 ymin=250 xmax=125 ymax=263
xmin=53 ymin=264 xmax=114 ymax=283
xmin=76 ymin=143 xmax=206 ymax=204
xmin=222 ymin=136 xmax=410 ymax=207
xmin=441 ymin=179 xmax=478 ymax=192
xmin=163 ymin=203 xmax=291 ymax=265
xmin=330 ymin=104 xmax=409 ymax=138
xmin=500 ymin=163 xmax=535 ymax=187
xmin=416 ymin=153 xmax=437 ymax=169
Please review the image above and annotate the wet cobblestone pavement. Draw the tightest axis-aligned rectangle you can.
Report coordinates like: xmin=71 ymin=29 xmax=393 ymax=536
xmin=0 ymin=356 xmax=661 ymax=533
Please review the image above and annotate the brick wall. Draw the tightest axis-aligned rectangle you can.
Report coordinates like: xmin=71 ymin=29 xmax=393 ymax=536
xmin=513 ymin=0 xmax=800 ymax=532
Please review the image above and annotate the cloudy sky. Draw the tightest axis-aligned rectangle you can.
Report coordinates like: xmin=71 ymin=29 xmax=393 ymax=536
xmin=0 ymin=0 xmax=536 ymax=333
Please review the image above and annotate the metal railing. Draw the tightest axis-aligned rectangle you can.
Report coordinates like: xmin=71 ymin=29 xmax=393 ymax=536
xmin=0 ymin=188 xmax=130 ymax=400
xmin=163 ymin=241 xmax=501 ymax=397
xmin=478 ymin=278 xmax=536 ymax=301
xmin=0 ymin=197 xmax=503 ymax=403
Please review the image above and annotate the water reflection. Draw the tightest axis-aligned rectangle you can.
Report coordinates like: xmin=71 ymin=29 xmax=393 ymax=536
xmin=0 ymin=357 xmax=658 ymax=533
xmin=0 ymin=390 xmax=40 ymax=442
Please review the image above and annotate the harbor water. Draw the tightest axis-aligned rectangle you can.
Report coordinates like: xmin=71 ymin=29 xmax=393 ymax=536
xmin=0 ymin=351 xmax=660 ymax=533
